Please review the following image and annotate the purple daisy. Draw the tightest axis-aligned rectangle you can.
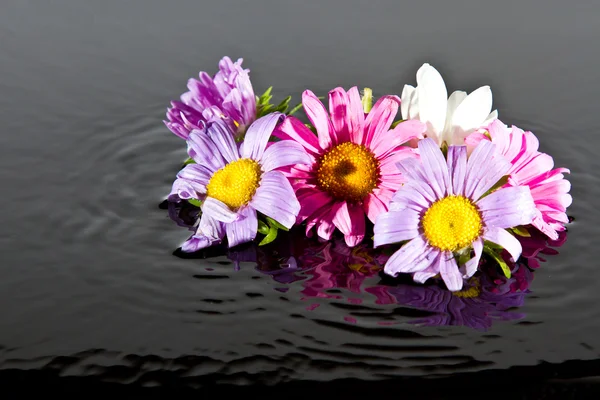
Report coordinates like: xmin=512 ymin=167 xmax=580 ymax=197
xmin=374 ymin=138 xmax=537 ymax=291
xmin=164 ymin=56 xmax=256 ymax=140
xmin=168 ymin=113 xmax=311 ymax=252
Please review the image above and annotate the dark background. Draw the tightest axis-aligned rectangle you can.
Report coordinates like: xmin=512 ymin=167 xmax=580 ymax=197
xmin=1 ymin=0 xmax=599 ymax=396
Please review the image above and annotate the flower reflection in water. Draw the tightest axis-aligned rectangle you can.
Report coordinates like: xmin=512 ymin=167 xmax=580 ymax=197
xmin=165 ymin=200 xmax=567 ymax=331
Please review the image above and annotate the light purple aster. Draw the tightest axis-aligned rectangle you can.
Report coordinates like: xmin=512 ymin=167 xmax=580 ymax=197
xmin=168 ymin=113 xmax=311 ymax=252
xmin=164 ymin=56 xmax=256 ymax=140
xmin=374 ymin=138 xmax=537 ymax=291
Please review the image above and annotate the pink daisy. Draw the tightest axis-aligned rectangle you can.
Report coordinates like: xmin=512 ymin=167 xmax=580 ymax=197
xmin=273 ymin=87 xmax=426 ymax=247
xmin=466 ymin=119 xmax=572 ymax=240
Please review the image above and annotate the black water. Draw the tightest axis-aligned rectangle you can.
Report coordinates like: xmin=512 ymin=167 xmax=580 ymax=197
xmin=1 ymin=0 xmax=599 ymax=396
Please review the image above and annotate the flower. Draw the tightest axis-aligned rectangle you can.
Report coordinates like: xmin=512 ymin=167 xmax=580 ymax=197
xmin=274 ymin=86 xmax=425 ymax=247
xmin=168 ymin=113 xmax=311 ymax=252
xmin=164 ymin=56 xmax=256 ymax=140
xmin=466 ymin=119 xmax=572 ymax=240
xmin=401 ymin=63 xmax=497 ymax=147
xmin=374 ymin=138 xmax=537 ymax=291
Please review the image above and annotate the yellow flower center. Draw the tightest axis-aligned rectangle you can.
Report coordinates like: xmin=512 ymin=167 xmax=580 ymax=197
xmin=206 ymin=158 xmax=262 ymax=210
xmin=316 ymin=142 xmax=379 ymax=202
xmin=452 ymin=277 xmax=481 ymax=298
xmin=421 ymin=195 xmax=482 ymax=252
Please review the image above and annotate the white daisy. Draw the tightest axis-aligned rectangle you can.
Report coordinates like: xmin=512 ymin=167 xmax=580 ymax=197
xmin=401 ymin=63 xmax=498 ymax=147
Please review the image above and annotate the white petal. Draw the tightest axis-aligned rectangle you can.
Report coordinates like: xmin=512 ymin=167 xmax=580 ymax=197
xmin=415 ymin=63 xmax=448 ymax=136
xmin=442 ymin=90 xmax=467 ymax=135
xmin=450 ymin=85 xmax=493 ymax=134
xmin=400 ymin=84 xmax=415 ymax=120
xmin=482 ymin=109 xmax=498 ymax=126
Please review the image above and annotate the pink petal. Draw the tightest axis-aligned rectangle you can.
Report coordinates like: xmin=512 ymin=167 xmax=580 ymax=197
xmin=332 ymin=202 xmax=366 ymax=247
xmin=297 ymin=187 xmax=334 ymax=222
xmin=302 ymin=90 xmax=334 ymax=150
xmin=328 ymin=87 xmax=353 ymax=143
xmin=272 ymin=116 xmax=321 ymax=155
xmin=363 ymin=95 xmax=400 ymax=147
xmin=363 ymin=192 xmax=388 ymax=224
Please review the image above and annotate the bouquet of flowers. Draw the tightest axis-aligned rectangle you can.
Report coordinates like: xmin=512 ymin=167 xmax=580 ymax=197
xmin=163 ymin=57 xmax=572 ymax=292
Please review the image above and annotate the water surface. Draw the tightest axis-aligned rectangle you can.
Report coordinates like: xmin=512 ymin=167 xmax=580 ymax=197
xmin=1 ymin=0 xmax=598 ymax=393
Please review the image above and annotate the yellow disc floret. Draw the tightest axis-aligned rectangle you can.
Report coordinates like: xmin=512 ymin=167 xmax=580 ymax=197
xmin=316 ymin=142 xmax=379 ymax=202
xmin=206 ymin=158 xmax=262 ymax=210
xmin=421 ymin=195 xmax=482 ymax=252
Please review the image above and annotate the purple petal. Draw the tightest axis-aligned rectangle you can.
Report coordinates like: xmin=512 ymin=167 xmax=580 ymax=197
xmin=413 ymin=255 xmax=442 ymax=284
xmin=259 ymin=140 xmax=311 ymax=172
xmin=249 ymin=171 xmax=300 ymax=229
xmin=373 ymin=209 xmax=420 ymax=247
xmin=478 ymin=186 xmax=536 ymax=228
xmin=464 ymin=237 xmax=483 ymax=278
xmin=176 ymin=164 xmax=212 ymax=194
xmin=439 ymin=252 xmax=463 ymax=291
xmin=226 ymin=206 xmax=257 ymax=248
xmin=383 ymin=236 xmax=439 ymax=276
xmin=391 ymin=178 xmax=436 ymax=206
xmin=206 ymin=119 xmax=240 ymax=163
xmin=202 ymin=197 xmax=238 ymax=223
xmin=417 ymin=138 xmax=452 ymax=197
xmin=240 ymin=113 xmax=285 ymax=160
xmin=464 ymin=140 xmax=510 ymax=200
xmin=168 ymin=178 xmax=200 ymax=202
xmin=187 ymin=129 xmax=226 ymax=172
xmin=181 ymin=235 xmax=212 ymax=252
xmin=483 ymin=227 xmax=522 ymax=262
xmin=446 ymin=145 xmax=467 ymax=196
xmin=198 ymin=212 xmax=225 ymax=242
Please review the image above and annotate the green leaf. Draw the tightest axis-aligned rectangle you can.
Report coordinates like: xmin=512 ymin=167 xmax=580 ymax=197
xmin=479 ymin=175 xmax=510 ymax=199
xmin=183 ymin=156 xmax=195 ymax=165
xmin=391 ymin=119 xmax=405 ymax=128
xmin=483 ymin=246 xmax=511 ymax=278
xmin=266 ymin=216 xmax=289 ymax=231
xmin=256 ymin=86 xmax=273 ymax=106
xmin=288 ymin=102 xmax=304 ymax=115
xmin=257 ymin=220 xmax=270 ymax=235
xmin=361 ymin=88 xmax=373 ymax=113
xmin=258 ymin=226 xmax=278 ymax=246
xmin=510 ymin=226 xmax=531 ymax=237
xmin=274 ymin=96 xmax=292 ymax=113
xmin=187 ymin=198 xmax=203 ymax=208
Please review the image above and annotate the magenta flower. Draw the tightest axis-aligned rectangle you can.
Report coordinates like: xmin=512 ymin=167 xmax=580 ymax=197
xmin=164 ymin=56 xmax=256 ymax=140
xmin=466 ymin=119 xmax=572 ymax=240
xmin=274 ymin=87 xmax=425 ymax=247
xmin=168 ymin=113 xmax=310 ymax=252
xmin=374 ymin=138 xmax=537 ymax=291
